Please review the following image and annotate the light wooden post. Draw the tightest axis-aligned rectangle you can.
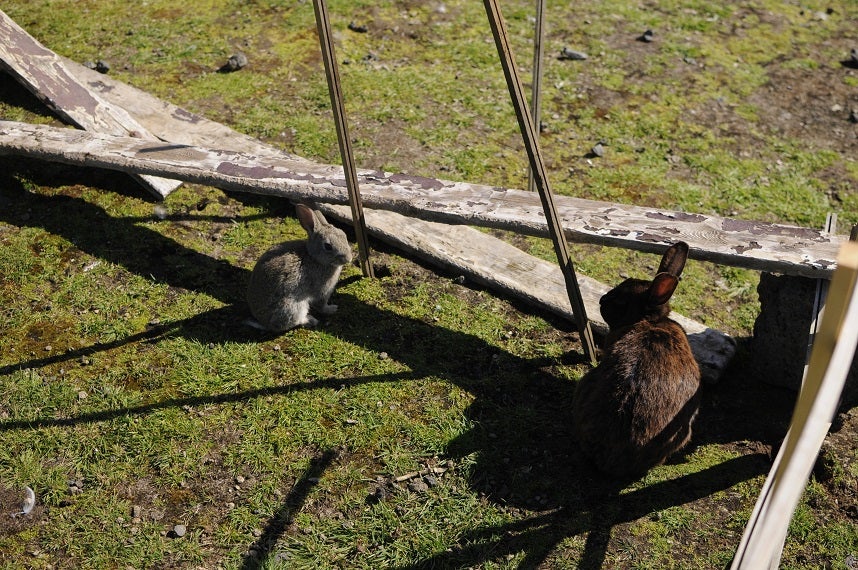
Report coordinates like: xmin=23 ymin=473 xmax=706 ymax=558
xmin=312 ymin=0 xmax=374 ymax=278
xmin=731 ymin=241 xmax=858 ymax=569
xmin=483 ymin=0 xmax=598 ymax=364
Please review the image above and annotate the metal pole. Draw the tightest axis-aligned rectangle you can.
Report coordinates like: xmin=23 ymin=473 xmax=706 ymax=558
xmin=527 ymin=0 xmax=546 ymax=195
xmin=483 ymin=0 xmax=598 ymax=364
xmin=312 ymin=0 xmax=374 ymax=278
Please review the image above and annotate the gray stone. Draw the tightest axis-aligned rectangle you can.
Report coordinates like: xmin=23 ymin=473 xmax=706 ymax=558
xmin=751 ymin=273 xmax=857 ymax=406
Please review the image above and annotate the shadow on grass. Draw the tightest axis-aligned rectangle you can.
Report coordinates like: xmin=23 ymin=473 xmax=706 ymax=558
xmin=0 ymin=165 xmax=789 ymax=568
xmin=390 ymin=453 xmax=765 ymax=570
xmin=0 ymin=368 xmax=418 ymax=432
xmin=324 ymin=295 xmax=782 ymax=568
xmin=0 ymin=158 xmax=259 ymax=305
xmin=241 ymin=449 xmax=337 ymax=570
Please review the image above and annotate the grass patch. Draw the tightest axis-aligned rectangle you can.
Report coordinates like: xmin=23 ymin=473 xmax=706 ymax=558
xmin=1 ymin=0 xmax=857 ymax=568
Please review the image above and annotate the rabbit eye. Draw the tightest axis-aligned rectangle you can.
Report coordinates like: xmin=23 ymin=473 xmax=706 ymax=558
xmin=324 ymin=242 xmax=333 ymax=251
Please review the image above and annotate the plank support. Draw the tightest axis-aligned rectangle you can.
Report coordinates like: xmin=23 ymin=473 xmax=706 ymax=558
xmin=483 ymin=0 xmax=598 ymax=364
xmin=312 ymin=0 xmax=374 ymax=278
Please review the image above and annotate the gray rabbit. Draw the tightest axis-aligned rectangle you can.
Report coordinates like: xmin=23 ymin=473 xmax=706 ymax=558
xmin=572 ymin=242 xmax=701 ymax=479
xmin=246 ymin=204 xmax=353 ymax=332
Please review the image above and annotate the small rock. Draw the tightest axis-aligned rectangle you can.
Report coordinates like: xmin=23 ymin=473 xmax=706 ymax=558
xmin=131 ymin=505 xmax=142 ymax=518
xmin=590 ymin=142 xmax=605 ymax=158
xmin=407 ymin=478 xmax=429 ymax=493
xmin=235 ymin=475 xmax=245 ymax=484
xmin=846 ymin=554 xmax=858 ymax=570
xmin=423 ymin=475 xmax=438 ymax=488
xmin=558 ymin=47 xmax=588 ymax=61
xmin=378 ymin=351 xmax=389 ymax=360
xmin=225 ymin=52 xmax=248 ymax=71
xmin=638 ymin=29 xmax=654 ymax=42
xmin=173 ymin=524 xmax=187 ymax=538
xmin=347 ymin=22 xmax=368 ymax=33
xmin=366 ymin=486 xmax=388 ymax=504
xmin=153 ymin=205 xmax=168 ymax=220
xmin=849 ymin=109 xmax=858 ymax=123
xmin=77 ymin=391 xmax=88 ymax=400
xmin=94 ymin=60 xmax=110 ymax=74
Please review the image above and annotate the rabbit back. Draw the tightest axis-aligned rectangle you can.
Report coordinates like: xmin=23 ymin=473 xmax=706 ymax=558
xmin=247 ymin=241 xmax=308 ymax=331
xmin=573 ymin=318 xmax=700 ymax=478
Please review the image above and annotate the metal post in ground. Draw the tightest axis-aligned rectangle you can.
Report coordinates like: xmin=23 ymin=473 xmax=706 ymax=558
xmin=527 ymin=0 xmax=545 ymax=195
xmin=312 ymin=0 xmax=374 ymax=278
xmin=483 ymin=0 xmax=598 ymax=364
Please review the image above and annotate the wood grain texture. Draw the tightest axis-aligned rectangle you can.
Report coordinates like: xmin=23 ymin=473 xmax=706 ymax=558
xmin=0 ymin=119 xmax=842 ymax=279
xmin=53 ymin=60 xmax=736 ymax=378
xmin=0 ymin=9 xmax=179 ymax=197
xmin=320 ymin=204 xmax=736 ymax=383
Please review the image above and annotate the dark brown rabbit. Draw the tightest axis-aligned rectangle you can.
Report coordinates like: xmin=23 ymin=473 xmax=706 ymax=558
xmin=572 ymin=242 xmax=701 ymax=479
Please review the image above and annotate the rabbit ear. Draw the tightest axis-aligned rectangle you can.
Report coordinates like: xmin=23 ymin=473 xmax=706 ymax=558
xmin=657 ymin=241 xmax=689 ymax=277
xmin=648 ymin=273 xmax=679 ymax=306
xmin=295 ymin=204 xmax=317 ymax=233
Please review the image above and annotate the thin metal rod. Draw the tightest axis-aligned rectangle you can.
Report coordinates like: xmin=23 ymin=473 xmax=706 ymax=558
xmin=803 ymin=213 xmax=838 ymax=384
xmin=312 ymin=0 xmax=374 ymax=278
xmin=483 ymin=0 xmax=598 ymax=364
xmin=527 ymin=0 xmax=546 ymax=195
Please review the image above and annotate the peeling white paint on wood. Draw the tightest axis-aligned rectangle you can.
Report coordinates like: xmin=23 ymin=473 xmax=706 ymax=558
xmin=0 ymin=119 xmax=842 ymax=279
xmin=0 ymin=9 xmax=180 ymax=197
xmin=320 ymin=204 xmax=736 ymax=383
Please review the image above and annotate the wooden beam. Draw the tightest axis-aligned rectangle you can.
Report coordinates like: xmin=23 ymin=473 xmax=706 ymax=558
xmin=0 ymin=9 xmax=180 ymax=198
xmin=0 ymin=60 xmax=736 ymax=380
xmin=320 ymin=203 xmax=736 ymax=384
xmin=0 ymin=119 xmax=843 ymax=279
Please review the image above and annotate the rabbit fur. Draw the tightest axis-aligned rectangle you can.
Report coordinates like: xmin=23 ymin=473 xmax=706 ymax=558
xmin=246 ymin=204 xmax=353 ymax=332
xmin=572 ymin=242 xmax=701 ymax=479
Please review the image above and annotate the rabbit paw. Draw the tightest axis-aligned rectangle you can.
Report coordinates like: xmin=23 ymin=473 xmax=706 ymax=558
xmin=318 ymin=303 xmax=338 ymax=315
xmin=304 ymin=315 xmax=320 ymax=327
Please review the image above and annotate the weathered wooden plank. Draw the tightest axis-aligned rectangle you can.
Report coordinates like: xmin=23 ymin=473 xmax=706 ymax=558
xmin=320 ymin=204 xmax=736 ymax=383
xmin=0 ymin=119 xmax=843 ymax=279
xmin=58 ymin=54 xmax=314 ymax=166
xmin=0 ymin=9 xmax=179 ymax=197
xmin=52 ymin=59 xmax=736 ymax=379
